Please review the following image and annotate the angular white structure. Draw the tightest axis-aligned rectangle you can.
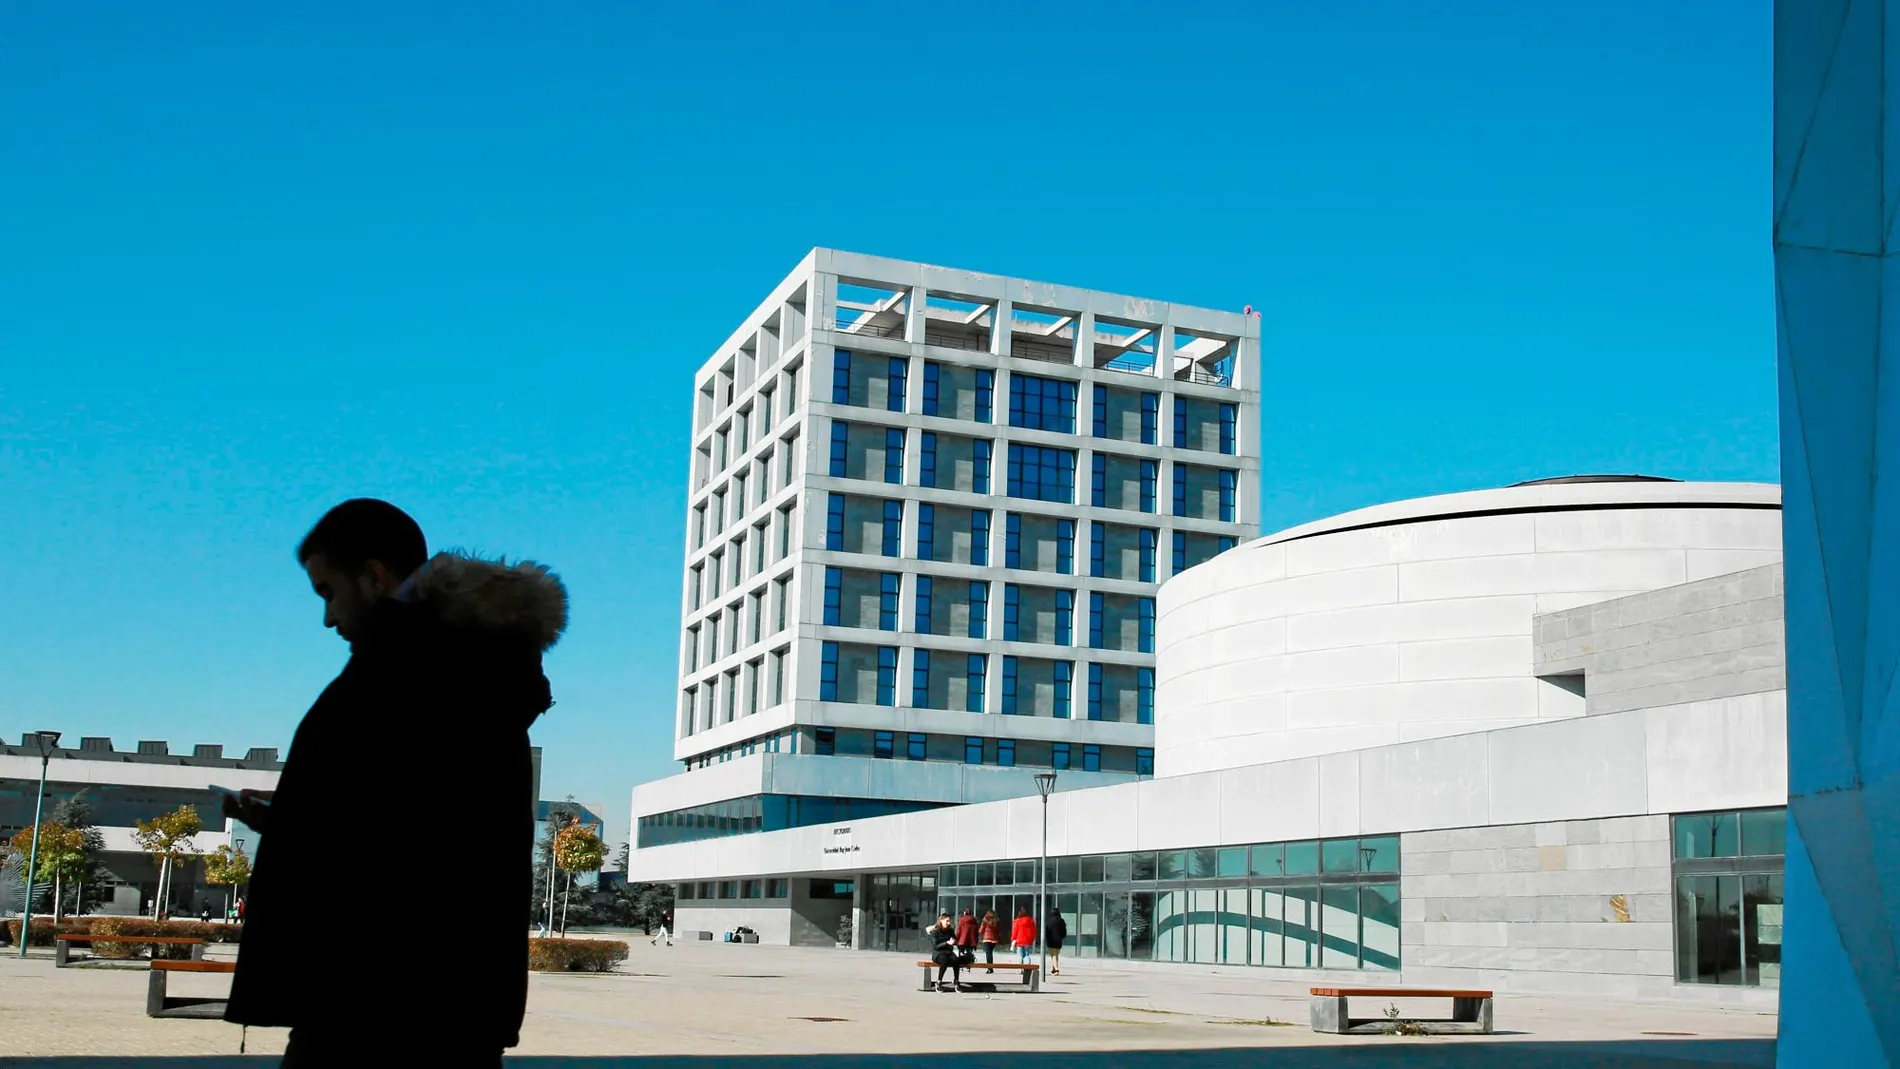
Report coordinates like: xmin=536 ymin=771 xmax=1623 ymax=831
xmin=639 ymin=250 xmax=1259 ymax=944
xmin=1774 ymin=1 xmax=1900 ymax=1063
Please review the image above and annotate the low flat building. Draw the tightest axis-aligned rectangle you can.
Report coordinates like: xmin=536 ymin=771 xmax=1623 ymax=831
xmin=629 ymin=478 xmax=1787 ymax=1005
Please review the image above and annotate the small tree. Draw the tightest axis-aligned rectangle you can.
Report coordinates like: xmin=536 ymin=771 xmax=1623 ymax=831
xmin=202 ymin=843 xmax=251 ymax=921
xmin=553 ymin=820 xmax=606 ymax=937
xmin=132 ymin=806 xmax=203 ymax=920
xmin=8 ymin=823 xmax=89 ymax=924
xmin=47 ymin=793 xmax=107 ymax=916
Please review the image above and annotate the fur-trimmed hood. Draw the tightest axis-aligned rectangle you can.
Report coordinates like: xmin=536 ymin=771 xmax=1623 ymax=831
xmin=405 ymin=552 xmax=568 ymax=652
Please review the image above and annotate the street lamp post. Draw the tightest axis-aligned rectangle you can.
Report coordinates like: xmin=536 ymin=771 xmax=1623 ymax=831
xmin=1033 ymin=771 xmax=1057 ymax=983
xmin=18 ymin=730 xmax=60 ymax=958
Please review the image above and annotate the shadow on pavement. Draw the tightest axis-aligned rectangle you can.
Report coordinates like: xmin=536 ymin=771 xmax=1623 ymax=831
xmin=0 ymin=1039 xmax=1775 ymax=1069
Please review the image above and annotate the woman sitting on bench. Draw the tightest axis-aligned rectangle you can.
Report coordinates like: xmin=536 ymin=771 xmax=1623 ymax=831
xmin=926 ymin=911 xmax=966 ymax=992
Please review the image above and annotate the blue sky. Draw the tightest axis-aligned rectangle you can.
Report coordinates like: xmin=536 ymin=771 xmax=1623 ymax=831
xmin=0 ymin=2 xmax=1773 ymax=850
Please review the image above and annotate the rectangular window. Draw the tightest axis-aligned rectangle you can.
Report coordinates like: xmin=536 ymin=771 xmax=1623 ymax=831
xmin=1138 ymin=597 xmax=1156 ymax=653
xmin=753 ymin=523 xmax=767 ymax=573
xmin=912 ymin=649 xmax=930 ymax=707
xmin=1172 ymin=531 xmax=1187 ymax=575
xmin=819 ymin=641 xmax=839 ymax=701
xmin=874 ymin=730 xmax=895 ymax=759
xmin=1173 ymin=401 xmax=1187 ymax=449
xmin=1140 ymin=460 xmax=1158 ymax=513
xmin=971 ymin=509 xmax=991 ymax=566
xmin=1052 ymin=741 xmax=1071 ymax=770
xmin=975 ymin=369 xmax=994 ymax=423
xmin=1141 ymin=393 xmax=1159 ymax=445
xmin=966 ymin=654 xmax=986 ymax=712
xmin=1218 ymin=402 xmax=1237 ymax=455
xmin=774 ymin=579 xmax=789 ymax=632
xmin=1088 ymin=592 xmax=1104 ymax=649
xmin=888 ymin=357 xmax=908 ymax=412
xmin=1082 ymin=743 xmax=1101 ymax=772
xmin=1671 ymin=807 xmax=1786 ymax=988
xmin=885 ymin=427 xmax=905 ymax=484
xmin=1003 ymin=584 xmax=1021 ymax=642
xmin=1139 ymin=528 xmax=1157 ymax=583
xmin=916 ymin=502 xmax=936 ymax=562
xmin=1087 ymin=662 xmax=1103 ymax=720
xmin=815 ymin=727 xmax=836 ymax=755
xmin=1057 ymin=518 xmax=1075 ymax=575
xmin=882 ymin=500 xmax=903 ymax=557
xmin=1172 ymin=464 xmax=1188 ymax=517
xmin=823 ymin=567 xmax=843 ymax=626
xmin=915 ymin=575 xmax=934 ymax=632
xmin=969 ymin=581 xmax=988 ymax=639
xmin=1001 ymin=655 xmax=1020 ymax=714
xmin=1054 ymin=661 xmax=1073 ymax=720
xmin=997 ymin=738 xmax=1016 ymax=766
xmin=1055 ymin=589 xmax=1074 ymax=645
xmin=876 ymin=646 xmax=898 ymax=705
xmin=1008 ymin=373 xmax=1078 ymax=433
xmin=832 ymin=351 xmax=852 ymax=405
xmin=689 ymin=565 xmax=703 ymax=610
xmin=919 ymin=431 xmax=937 ymax=488
xmin=1090 ymin=522 xmax=1106 ymax=578
xmin=964 ymin=736 xmax=983 ymax=765
xmin=779 ymin=505 xmax=794 ymax=559
xmin=749 ymin=592 xmax=763 ymax=644
xmin=973 ymin=439 xmax=992 ymax=494
xmin=1092 ymin=384 xmax=1107 ymax=438
xmin=826 ymin=493 xmax=845 ymax=551
xmin=1006 ymin=444 xmax=1077 ymax=503
xmin=1219 ymin=469 xmax=1237 ymax=523
xmin=694 ymin=505 xmax=707 ymax=548
xmin=906 ymin=732 xmax=926 ymax=761
xmin=772 ymin=648 xmax=786 ymax=704
xmin=1004 ymin=513 xmax=1021 ymax=569
xmin=1090 ymin=453 xmax=1106 ymax=508
xmin=879 ymin=572 xmax=900 ymax=630
xmin=1137 ymin=667 xmax=1154 ymax=725
xmin=922 ymin=361 xmax=941 ymax=416
xmin=1136 ymin=747 xmax=1154 ymax=776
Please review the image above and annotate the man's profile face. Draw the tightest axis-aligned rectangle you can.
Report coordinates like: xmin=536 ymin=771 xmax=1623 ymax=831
xmin=303 ymin=553 xmax=393 ymax=641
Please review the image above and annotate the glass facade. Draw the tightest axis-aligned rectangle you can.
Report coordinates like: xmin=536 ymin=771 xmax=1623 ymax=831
xmin=638 ymin=794 xmax=951 ymax=847
xmin=1672 ymin=807 xmax=1785 ymax=987
xmin=938 ymin=835 xmax=1400 ymax=969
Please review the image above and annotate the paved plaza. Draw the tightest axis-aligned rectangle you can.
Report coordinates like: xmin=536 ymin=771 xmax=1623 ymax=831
xmin=0 ymin=938 xmax=1776 ymax=1067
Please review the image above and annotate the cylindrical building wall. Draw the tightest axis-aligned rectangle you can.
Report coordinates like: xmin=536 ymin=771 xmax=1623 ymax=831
xmin=1153 ymin=480 xmax=1781 ymax=777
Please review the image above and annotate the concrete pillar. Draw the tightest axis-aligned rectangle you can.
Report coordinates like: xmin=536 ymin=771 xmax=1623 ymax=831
xmin=991 ymin=297 xmax=1013 ymax=358
xmin=1074 ymin=311 xmax=1096 ymax=369
xmin=1773 ymin=2 xmax=1900 ymax=1064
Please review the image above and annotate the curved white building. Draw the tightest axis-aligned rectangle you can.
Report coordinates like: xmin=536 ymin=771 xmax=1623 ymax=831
xmin=1155 ymin=478 xmax=1782 ymax=776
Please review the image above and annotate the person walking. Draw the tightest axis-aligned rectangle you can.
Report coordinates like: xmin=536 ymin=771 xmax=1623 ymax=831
xmin=926 ymin=911 xmax=964 ymax=992
xmin=954 ymin=908 xmax=978 ymax=954
xmin=1010 ymin=906 xmax=1038 ymax=966
xmin=978 ymin=910 xmax=1001 ymax=973
xmin=222 ymin=499 xmax=566 ymax=1067
xmin=1045 ymin=910 xmax=1068 ymax=977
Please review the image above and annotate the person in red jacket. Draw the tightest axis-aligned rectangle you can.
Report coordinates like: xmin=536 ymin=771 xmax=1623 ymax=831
xmin=954 ymin=908 xmax=978 ymax=951
xmin=1010 ymin=907 xmax=1038 ymax=965
xmin=978 ymin=910 xmax=1002 ymax=973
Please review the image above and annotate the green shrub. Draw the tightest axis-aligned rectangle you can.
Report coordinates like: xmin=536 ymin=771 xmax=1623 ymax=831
xmin=5 ymin=918 xmax=93 ymax=947
xmin=88 ymin=917 xmax=243 ymax=958
xmin=528 ymin=937 xmax=628 ymax=973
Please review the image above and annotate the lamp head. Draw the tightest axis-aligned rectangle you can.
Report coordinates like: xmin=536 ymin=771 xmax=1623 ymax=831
xmin=32 ymin=731 xmax=61 ymax=756
xmin=1033 ymin=771 xmax=1057 ymax=798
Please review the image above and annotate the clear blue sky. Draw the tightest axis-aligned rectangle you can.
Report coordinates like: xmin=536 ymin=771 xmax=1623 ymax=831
xmin=0 ymin=2 xmax=1774 ymax=851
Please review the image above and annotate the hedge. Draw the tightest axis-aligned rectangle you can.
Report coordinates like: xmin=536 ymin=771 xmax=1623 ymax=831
xmin=528 ymin=937 xmax=628 ymax=973
xmin=5 ymin=917 xmax=244 ymax=956
xmin=5 ymin=918 xmax=94 ymax=947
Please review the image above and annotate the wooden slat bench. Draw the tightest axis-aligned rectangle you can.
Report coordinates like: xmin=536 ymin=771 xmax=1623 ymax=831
xmin=147 ymin=959 xmax=235 ymax=1019
xmin=915 ymin=960 xmax=1039 ymax=993
xmin=1309 ymin=986 xmax=1494 ymax=1035
xmin=55 ymin=934 xmax=204 ymax=967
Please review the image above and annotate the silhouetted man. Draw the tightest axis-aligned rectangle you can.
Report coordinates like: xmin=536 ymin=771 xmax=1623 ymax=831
xmin=224 ymin=499 xmax=566 ymax=1066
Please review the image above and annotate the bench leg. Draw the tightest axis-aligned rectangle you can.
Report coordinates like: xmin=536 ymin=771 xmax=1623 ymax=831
xmin=189 ymin=943 xmax=204 ymax=961
xmin=1309 ymin=995 xmax=1349 ymax=1033
xmin=1458 ymin=997 xmax=1493 ymax=1034
xmin=921 ymin=965 xmax=933 ymax=992
xmin=54 ymin=941 xmax=69 ymax=967
xmin=146 ymin=969 xmax=167 ymax=1017
xmin=1028 ymin=968 xmax=1039 ymax=994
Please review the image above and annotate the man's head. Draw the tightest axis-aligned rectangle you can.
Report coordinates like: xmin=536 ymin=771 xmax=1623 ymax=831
xmin=297 ymin=499 xmax=427 ymax=641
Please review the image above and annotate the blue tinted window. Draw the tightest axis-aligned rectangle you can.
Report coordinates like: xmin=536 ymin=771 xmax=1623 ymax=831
xmin=966 ymin=654 xmax=986 ymax=712
xmin=918 ymin=431 xmax=936 ymax=488
xmin=876 ymin=646 xmax=897 ymax=706
xmin=1219 ymin=469 xmax=1237 ymax=522
xmin=922 ymin=362 xmax=941 ymax=416
xmin=826 ymin=493 xmax=845 ymax=551
xmin=1054 ymin=661 xmax=1072 ymax=720
xmin=1092 ymin=385 xmax=1109 ymax=438
xmin=879 ymin=572 xmax=900 ymax=630
xmin=1137 ymin=667 xmax=1154 ymax=725
xmin=1090 ymin=453 xmax=1106 ymax=508
xmin=906 ymin=732 xmax=926 ymax=760
xmin=1001 ymin=656 xmax=1019 ymax=715
xmin=973 ymin=439 xmax=992 ymax=494
xmin=1218 ymin=535 xmax=1237 ymax=554
xmin=888 ymin=358 xmax=908 ymax=413
xmin=1139 ymin=528 xmax=1157 ymax=582
xmin=1052 ymin=741 xmax=1071 ymax=769
xmin=874 ymin=730 xmax=894 ymax=758
xmin=1057 ymin=518 xmax=1075 ymax=574
xmin=1172 ymin=531 xmax=1186 ymax=574
xmin=1008 ymin=373 xmax=1078 ymax=433
xmin=998 ymin=738 xmax=1015 ymax=766
xmin=1082 ymin=744 xmax=1101 ymax=772
xmin=971 ymin=510 xmax=991 ymax=566
xmin=1218 ymin=402 xmax=1237 ymax=455
xmin=964 ymin=736 xmax=983 ymax=764
xmin=1003 ymin=584 xmax=1020 ymax=642
xmin=1087 ymin=662 xmax=1103 ymax=721
xmin=881 ymin=500 xmax=902 ymax=557
xmin=829 ymin=421 xmax=849 ymax=478
xmin=1172 ymin=400 xmax=1187 ymax=448
xmin=1055 ymin=589 xmax=1074 ymax=646
xmin=1172 ymin=465 xmax=1187 ymax=517
xmin=1088 ymin=592 xmax=1104 ymax=649
xmin=1004 ymin=512 xmax=1021 ymax=568
xmin=1006 ymin=444 xmax=1076 ymax=503
xmin=1138 ymin=597 xmax=1155 ymax=653
xmin=823 ymin=567 xmax=843 ymax=626
xmin=1141 ymin=393 xmax=1158 ymax=445
xmin=1140 ymin=460 xmax=1157 ymax=513
xmin=1090 ymin=521 xmax=1106 ymax=578
xmin=1136 ymin=746 xmax=1154 ymax=775
xmin=912 ymin=649 xmax=930 ymax=707
xmin=820 ymin=642 xmax=839 ymax=701
xmin=969 ymin=581 xmax=988 ymax=639
xmin=885 ymin=428 xmax=905 ymax=484
xmin=917 ymin=503 xmax=935 ymax=562
xmin=816 ymin=728 xmax=836 ymax=755
xmin=832 ymin=351 xmax=852 ymax=405
xmin=975 ymin=370 xmax=994 ymax=423
xmin=915 ymin=575 xmax=934 ymax=632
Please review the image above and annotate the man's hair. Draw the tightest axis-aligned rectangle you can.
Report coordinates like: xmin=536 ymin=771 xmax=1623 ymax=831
xmin=297 ymin=499 xmax=427 ymax=579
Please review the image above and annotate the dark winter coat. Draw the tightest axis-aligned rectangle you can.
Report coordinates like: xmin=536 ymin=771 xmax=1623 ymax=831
xmin=226 ymin=554 xmax=567 ymax=1047
xmin=1045 ymin=912 xmax=1068 ymax=950
xmin=955 ymin=914 xmax=978 ymax=948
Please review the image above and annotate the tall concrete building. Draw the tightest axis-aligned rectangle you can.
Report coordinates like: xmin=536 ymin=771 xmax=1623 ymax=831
xmin=635 ymin=249 xmax=1259 ymax=942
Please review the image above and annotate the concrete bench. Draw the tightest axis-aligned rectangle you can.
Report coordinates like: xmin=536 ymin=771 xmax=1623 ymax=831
xmin=147 ymin=959 xmax=235 ymax=1019
xmin=1309 ymin=986 xmax=1494 ymax=1035
xmin=56 ymin=934 xmax=205 ymax=967
xmin=916 ymin=959 xmax=1039 ymax=993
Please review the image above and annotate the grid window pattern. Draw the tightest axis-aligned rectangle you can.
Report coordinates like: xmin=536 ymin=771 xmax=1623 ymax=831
xmin=1005 ymin=513 xmax=1022 ymax=569
xmin=907 ymin=732 xmax=926 ymax=760
xmin=1136 ymin=747 xmax=1154 ymax=775
xmin=922 ymin=362 xmax=941 ymax=416
xmin=998 ymin=739 xmax=1016 ymax=766
xmin=1173 ymin=402 xmax=1188 ymax=449
xmin=915 ymin=575 xmax=934 ymax=632
xmin=1083 ymin=744 xmax=1102 ymax=772
xmin=1141 ymin=393 xmax=1159 ymax=445
xmin=1053 ymin=742 xmax=1071 ymax=769
xmin=920 ymin=432 xmax=937 ymax=488
xmin=888 ymin=358 xmax=908 ymax=412
xmin=874 ymin=730 xmax=895 ymax=758
xmin=965 ymin=737 xmax=983 ymax=764
xmin=1087 ymin=662 xmax=1104 ymax=721
xmin=820 ymin=642 xmax=839 ymax=701
xmin=1219 ymin=403 xmax=1237 ymax=455
xmin=876 ymin=646 xmax=898 ymax=706
xmin=1090 ymin=522 xmax=1106 ymax=579
xmin=832 ymin=352 xmax=851 ymax=405
xmin=1001 ymin=656 xmax=1019 ymax=714
xmin=969 ymin=581 xmax=989 ymax=639
xmin=1138 ymin=667 xmax=1154 ymax=725
xmin=973 ymin=439 xmax=992 ymax=494
xmin=823 ymin=568 xmax=843 ymax=626
xmin=1672 ymin=808 xmax=1785 ymax=988
xmin=1172 ymin=464 xmax=1188 ymax=517
xmin=966 ymin=654 xmax=986 ymax=712
xmin=879 ymin=572 xmax=900 ymax=630
xmin=829 ymin=420 xmax=849 ymax=477
xmin=918 ymin=503 xmax=936 ymax=562
xmin=1009 ymin=373 xmax=1077 ymax=433
xmin=1003 ymin=584 xmax=1021 ymax=642
xmin=1057 ymin=519 xmax=1075 ymax=575
xmin=1140 ymin=528 xmax=1157 ymax=582
xmin=1172 ymin=532 xmax=1187 ymax=575
xmin=1140 ymin=460 xmax=1158 ymax=513
xmin=971 ymin=510 xmax=991 ymax=566
xmin=885 ymin=428 xmax=905 ymax=484
xmin=975 ymin=370 xmax=995 ymax=423
xmin=1092 ymin=385 xmax=1108 ymax=438
xmin=912 ymin=649 xmax=930 ymax=707
xmin=1139 ymin=597 xmax=1155 ymax=653
xmin=1055 ymin=589 xmax=1074 ymax=645
xmin=1091 ymin=454 xmax=1107 ymax=508
xmin=1054 ymin=661 xmax=1072 ymax=719
xmin=826 ymin=494 xmax=846 ymax=551
xmin=882 ymin=500 xmax=903 ymax=557
xmin=1088 ymin=593 xmax=1105 ymax=649
xmin=1219 ymin=469 xmax=1237 ymax=522
xmin=1007 ymin=444 xmax=1076 ymax=503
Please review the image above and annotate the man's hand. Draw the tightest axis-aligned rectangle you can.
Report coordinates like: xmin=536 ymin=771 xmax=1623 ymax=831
xmin=221 ymin=790 xmax=272 ymax=834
